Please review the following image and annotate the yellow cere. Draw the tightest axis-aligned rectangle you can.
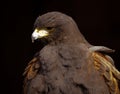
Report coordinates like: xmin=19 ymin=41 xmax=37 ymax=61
xmin=32 ymin=29 xmax=49 ymax=39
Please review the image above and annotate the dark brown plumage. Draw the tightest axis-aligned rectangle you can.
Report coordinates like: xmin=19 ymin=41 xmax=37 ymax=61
xmin=23 ymin=12 xmax=120 ymax=94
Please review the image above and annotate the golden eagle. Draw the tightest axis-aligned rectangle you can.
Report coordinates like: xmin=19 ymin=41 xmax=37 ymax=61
xmin=23 ymin=12 xmax=120 ymax=94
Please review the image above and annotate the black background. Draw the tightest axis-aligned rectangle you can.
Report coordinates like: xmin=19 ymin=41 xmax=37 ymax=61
xmin=2 ymin=0 xmax=120 ymax=94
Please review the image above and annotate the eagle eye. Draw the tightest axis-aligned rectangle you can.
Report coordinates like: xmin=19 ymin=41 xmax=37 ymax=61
xmin=46 ymin=27 xmax=53 ymax=30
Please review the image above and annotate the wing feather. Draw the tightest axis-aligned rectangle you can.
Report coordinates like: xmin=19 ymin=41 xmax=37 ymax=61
xmin=23 ymin=56 xmax=40 ymax=94
xmin=92 ymin=52 xmax=120 ymax=94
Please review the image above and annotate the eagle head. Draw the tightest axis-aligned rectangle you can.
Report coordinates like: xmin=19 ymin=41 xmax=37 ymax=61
xmin=31 ymin=11 xmax=89 ymax=45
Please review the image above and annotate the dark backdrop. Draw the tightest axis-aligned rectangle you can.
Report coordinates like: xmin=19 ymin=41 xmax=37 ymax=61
xmin=2 ymin=0 xmax=120 ymax=94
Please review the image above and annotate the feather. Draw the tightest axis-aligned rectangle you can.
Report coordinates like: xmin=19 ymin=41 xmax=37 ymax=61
xmin=93 ymin=52 xmax=120 ymax=94
xmin=23 ymin=57 xmax=40 ymax=94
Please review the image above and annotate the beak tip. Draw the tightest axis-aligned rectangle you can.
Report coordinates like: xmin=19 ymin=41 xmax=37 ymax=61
xmin=31 ymin=36 xmax=35 ymax=43
xmin=32 ymin=40 xmax=34 ymax=43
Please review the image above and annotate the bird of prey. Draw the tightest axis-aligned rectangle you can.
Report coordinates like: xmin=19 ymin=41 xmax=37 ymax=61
xmin=23 ymin=12 xmax=120 ymax=94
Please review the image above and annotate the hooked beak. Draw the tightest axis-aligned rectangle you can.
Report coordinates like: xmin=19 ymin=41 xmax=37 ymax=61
xmin=31 ymin=29 xmax=49 ymax=43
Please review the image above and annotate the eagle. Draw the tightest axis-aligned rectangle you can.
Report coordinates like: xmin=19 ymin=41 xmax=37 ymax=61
xmin=23 ymin=12 xmax=120 ymax=94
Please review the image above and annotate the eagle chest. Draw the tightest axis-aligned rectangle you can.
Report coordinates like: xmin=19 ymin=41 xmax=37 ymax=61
xmin=39 ymin=45 xmax=93 ymax=83
xmin=39 ymin=45 xmax=87 ymax=72
xmin=39 ymin=45 xmax=110 ymax=94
